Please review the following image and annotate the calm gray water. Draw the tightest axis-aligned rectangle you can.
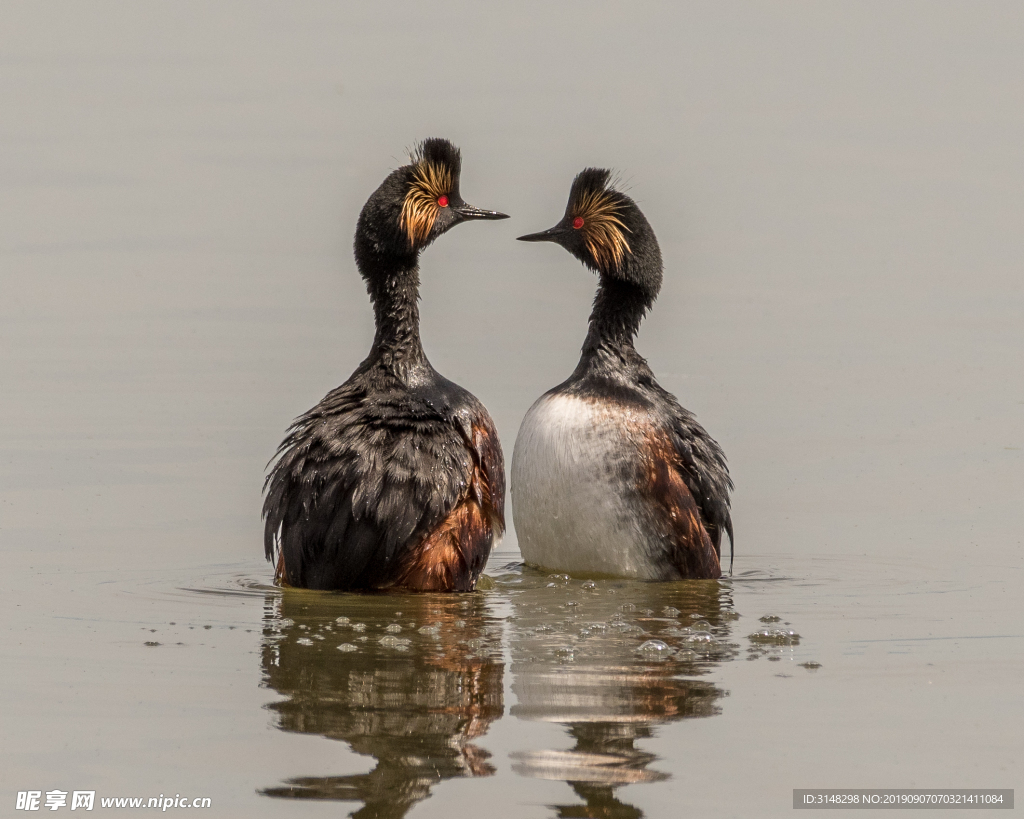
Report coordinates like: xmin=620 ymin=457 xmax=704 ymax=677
xmin=2 ymin=3 xmax=1022 ymax=817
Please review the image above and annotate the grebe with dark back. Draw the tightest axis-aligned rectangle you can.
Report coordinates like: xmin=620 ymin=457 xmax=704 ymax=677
xmin=263 ymin=139 xmax=508 ymax=591
xmin=512 ymin=169 xmax=733 ymax=580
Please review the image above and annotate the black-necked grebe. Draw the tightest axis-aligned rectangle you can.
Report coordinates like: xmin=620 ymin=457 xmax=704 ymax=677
xmin=264 ymin=138 xmax=508 ymax=591
xmin=512 ymin=169 xmax=732 ymax=580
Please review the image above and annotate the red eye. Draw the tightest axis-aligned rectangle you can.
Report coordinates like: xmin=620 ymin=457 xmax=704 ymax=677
xmin=572 ymin=216 xmax=584 ymax=229
xmin=438 ymin=195 xmax=449 ymax=208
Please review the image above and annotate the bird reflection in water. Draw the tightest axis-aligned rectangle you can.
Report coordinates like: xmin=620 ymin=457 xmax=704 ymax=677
xmin=260 ymin=590 xmax=504 ymax=818
xmin=505 ymin=571 xmax=736 ymax=818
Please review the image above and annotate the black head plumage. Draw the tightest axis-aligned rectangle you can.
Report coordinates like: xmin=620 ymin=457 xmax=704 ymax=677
xmin=353 ymin=138 xmax=507 ymax=277
xmin=518 ymin=168 xmax=663 ymax=299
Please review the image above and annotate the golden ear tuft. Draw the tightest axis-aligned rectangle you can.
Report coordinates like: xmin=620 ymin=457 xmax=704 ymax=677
xmin=400 ymin=161 xmax=453 ymax=247
xmin=575 ymin=188 xmax=631 ymax=270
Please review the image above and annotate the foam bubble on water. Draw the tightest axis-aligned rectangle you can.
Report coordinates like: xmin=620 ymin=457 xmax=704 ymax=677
xmin=748 ymin=628 xmax=800 ymax=645
xmin=691 ymin=620 xmax=712 ymax=632
xmin=554 ymin=646 xmax=576 ymax=661
xmin=581 ymin=580 xmax=597 ymax=590
xmin=454 ymin=620 xmax=467 ymax=628
xmin=385 ymin=624 xmax=402 ymax=633
xmin=379 ymin=635 xmax=411 ymax=649
xmin=296 ymin=637 xmax=313 ymax=646
xmin=662 ymin=607 xmax=681 ymax=617
xmin=636 ymin=639 xmax=672 ymax=657
xmin=335 ymin=617 xmax=350 ymax=625
xmin=312 ymin=634 xmax=325 ymax=641
xmin=688 ymin=613 xmax=705 ymax=620
xmin=759 ymin=614 xmax=782 ymax=623
xmin=351 ymin=623 xmax=366 ymax=632
xmin=799 ymin=661 xmax=822 ymax=670
xmin=418 ymin=625 xmax=441 ymax=636
xmin=548 ymin=573 xmax=572 ymax=585
xmin=620 ymin=603 xmax=637 ymax=613
xmin=337 ymin=643 xmax=358 ymax=652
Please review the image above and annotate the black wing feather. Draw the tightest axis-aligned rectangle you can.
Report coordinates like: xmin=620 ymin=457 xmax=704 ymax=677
xmin=650 ymin=384 xmax=734 ymax=571
xmin=263 ymin=380 xmax=480 ymax=590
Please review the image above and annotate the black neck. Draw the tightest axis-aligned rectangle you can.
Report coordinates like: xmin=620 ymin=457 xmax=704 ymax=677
xmin=582 ymin=276 xmax=654 ymax=359
xmin=356 ymin=238 xmax=428 ymax=378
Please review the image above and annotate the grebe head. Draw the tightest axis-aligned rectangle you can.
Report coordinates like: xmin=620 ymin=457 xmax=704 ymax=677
xmin=517 ymin=167 xmax=662 ymax=297
xmin=357 ymin=138 xmax=508 ymax=263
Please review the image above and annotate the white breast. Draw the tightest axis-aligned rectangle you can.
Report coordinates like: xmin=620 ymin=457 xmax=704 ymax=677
xmin=511 ymin=393 xmax=664 ymax=579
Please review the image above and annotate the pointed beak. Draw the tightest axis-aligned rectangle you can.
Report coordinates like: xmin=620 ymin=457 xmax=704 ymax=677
xmin=453 ymin=204 xmax=509 ymax=221
xmin=516 ymin=225 xmax=565 ymax=243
